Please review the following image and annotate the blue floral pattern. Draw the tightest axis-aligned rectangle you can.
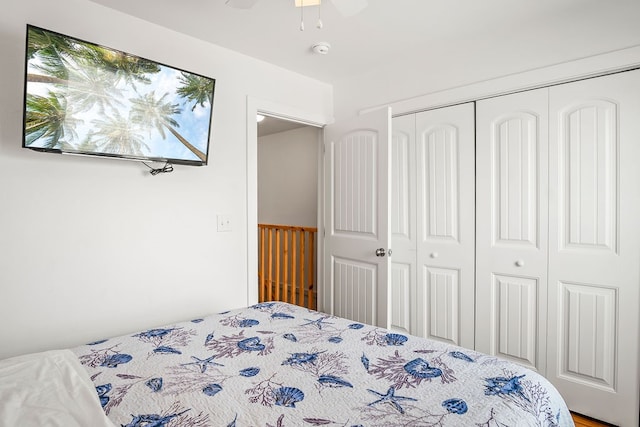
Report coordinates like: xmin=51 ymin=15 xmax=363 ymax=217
xmin=72 ymin=302 xmax=572 ymax=426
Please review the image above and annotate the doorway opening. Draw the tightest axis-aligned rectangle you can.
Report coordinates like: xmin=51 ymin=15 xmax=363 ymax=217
xmin=256 ymin=114 xmax=321 ymax=310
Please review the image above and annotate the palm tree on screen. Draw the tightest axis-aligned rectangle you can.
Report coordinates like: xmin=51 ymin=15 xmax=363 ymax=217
xmin=25 ymin=92 xmax=80 ymax=148
xmin=63 ymin=65 xmax=125 ymax=115
xmin=25 ymin=27 xmax=73 ymax=85
xmin=25 ymin=63 xmax=125 ymax=148
xmin=24 ymin=30 xmax=129 ymax=147
xmin=82 ymin=45 xmax=161 ymax=88
xmin=26 ymin=27 xmax=159 ymax=90
xmin=177 ymin=73 xmax=215 ymax=111
xmin=91 ymin=110 xmax=148 ymax=155
xmin=74 ymin=134 xmax=100 ymax=153
xmin=130 ymin=92 xmax=206 ymax=162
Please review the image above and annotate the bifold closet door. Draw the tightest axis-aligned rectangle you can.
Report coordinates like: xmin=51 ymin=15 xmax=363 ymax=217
xmin=390 ymin=104 xmax=475 ymax=348
xmin=475 ymin=89 xmax=549 ymax=373
xmin=546 ymin=70 xmax=640 ymax=427
xmin=414 ymin=103 xmax=475 ymax=349
xmin=390 ymin=114 xmax=417 ymax=334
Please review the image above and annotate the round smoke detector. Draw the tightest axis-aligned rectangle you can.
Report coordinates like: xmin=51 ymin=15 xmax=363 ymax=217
xmin=311 ymin=42 xmax=331 ymax=55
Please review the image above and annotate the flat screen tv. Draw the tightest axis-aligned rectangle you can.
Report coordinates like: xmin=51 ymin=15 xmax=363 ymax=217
xmin=22 ymin=25 xmax=215 ymax=166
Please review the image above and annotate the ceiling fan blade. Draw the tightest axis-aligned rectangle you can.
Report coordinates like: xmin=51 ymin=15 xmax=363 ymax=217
xmin=225 ymin=0 xmax=260 ymax=9
xmin=330 ymin=0 xmax=368 ymax=17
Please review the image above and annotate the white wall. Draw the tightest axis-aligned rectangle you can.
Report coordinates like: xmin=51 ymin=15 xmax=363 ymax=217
xmin=0 ymin=0 xmax=332 ymax=360
xmin=333 ymin=2 xmax=640 ymax=119
xmin=258 ymin=126 xmax=319 ymax=228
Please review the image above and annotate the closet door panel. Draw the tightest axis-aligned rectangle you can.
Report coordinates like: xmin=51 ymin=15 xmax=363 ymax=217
xmin=560 ymin=100 xmax=617 ymax=252
xmin=390 ymin=114 xmax=416 ymax=334
xmin=421 ymin=266 xmax=460 ymax=343
xmin=423 ymin=126 xmax=459 ymax=241
xmin=547 ymin=69 xmax=640 ymax=427
xmin=493 ymin=274 xmax=538 ymax=367
xmin=476 ymin=89 xmax=548 ymax=372
xmin=415 ymin=103 xmax=475 ymax=348
xmin=390 ymin=263 xmax=411 ymax=333
xmin=494 ymin=113 xmax=539 ymax=247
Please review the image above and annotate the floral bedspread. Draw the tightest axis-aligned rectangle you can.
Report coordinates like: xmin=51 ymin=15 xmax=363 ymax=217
xmin=71 ymin=302 xmax=573 ymax=427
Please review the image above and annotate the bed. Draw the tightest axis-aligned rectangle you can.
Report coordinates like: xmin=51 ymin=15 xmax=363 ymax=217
xmin=1 ymin=302 xmax=573 ymax=426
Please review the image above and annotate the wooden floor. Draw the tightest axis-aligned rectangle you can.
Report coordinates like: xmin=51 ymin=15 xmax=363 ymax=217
xmin=571 ymin=412 xmax=614 ymax=427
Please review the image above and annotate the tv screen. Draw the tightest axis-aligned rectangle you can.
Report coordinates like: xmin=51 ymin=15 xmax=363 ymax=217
xmin=22 ymin=25 xmax=215 ymax=166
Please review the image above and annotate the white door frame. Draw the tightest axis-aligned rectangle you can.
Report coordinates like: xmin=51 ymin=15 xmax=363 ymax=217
xmin=246 ymin=96 xmax=330 ymax=307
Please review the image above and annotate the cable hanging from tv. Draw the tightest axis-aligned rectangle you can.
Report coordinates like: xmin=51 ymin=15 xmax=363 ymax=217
xmin=143 ymin=161 xmax=174 ymax=176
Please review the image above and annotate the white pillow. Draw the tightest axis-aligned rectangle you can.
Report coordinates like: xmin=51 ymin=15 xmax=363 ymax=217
xmin=0 ymin=350 xmax=116 ymax=427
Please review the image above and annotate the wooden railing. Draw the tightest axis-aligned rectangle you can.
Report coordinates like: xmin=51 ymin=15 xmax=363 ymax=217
xmin=258 ymin=223 xmax=317 ymax=310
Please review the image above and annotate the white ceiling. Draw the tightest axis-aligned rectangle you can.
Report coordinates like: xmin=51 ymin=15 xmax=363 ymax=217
xmin=87 ymin=0 xmax=640 ymax=88
xmin=258 ymin=115 xmax=308 ymax=137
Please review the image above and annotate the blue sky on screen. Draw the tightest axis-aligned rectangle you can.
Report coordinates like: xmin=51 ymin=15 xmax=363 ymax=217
xmin=137 ymin=66 xmax=212 ymax=160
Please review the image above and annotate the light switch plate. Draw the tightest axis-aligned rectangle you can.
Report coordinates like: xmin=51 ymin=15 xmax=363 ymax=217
xmin=217 ymin=214 xmax=232 ymax=232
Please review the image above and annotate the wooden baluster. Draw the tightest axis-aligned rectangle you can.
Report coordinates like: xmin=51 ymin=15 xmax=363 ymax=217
xmin=283 ymin=229 xmax=289 ymax=304
xmin=307 ymin=231 xmax=315 ymax=309
xmin=267 ymin=227 xmax=273 ymax=301
xmin=259 ymin=226 xmax=265 ymax=302
xmin=291 ymin=231 xmax=297 ymax=305
xmin=274 ymin=228 xmax=281 ymax=301
xmin=299 ymin=231 xmax=305 ymax=307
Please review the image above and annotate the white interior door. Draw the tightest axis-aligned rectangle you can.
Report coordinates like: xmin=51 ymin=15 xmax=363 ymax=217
xmin=547 ymin=70 xmax=640 ymax=427
xmin=414 ymin=103 xmax=476 ymax=348
xmin=476 ymin=88 xmax=549 ymax=372
xmin=323 ymin=107 xmax=392 ymax=328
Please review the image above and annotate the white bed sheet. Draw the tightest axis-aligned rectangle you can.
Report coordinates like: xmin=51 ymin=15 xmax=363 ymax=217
xmin=0 ymin=349 xmax=116 ymax=427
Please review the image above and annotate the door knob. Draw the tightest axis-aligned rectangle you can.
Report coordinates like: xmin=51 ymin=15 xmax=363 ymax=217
xmin=515 ymin=259 xmax=524 ymax=267
xmin=430 ymin=252 xmax=438 ymax=258
xmin=375 ymin=248 xmax=386 ymax=257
